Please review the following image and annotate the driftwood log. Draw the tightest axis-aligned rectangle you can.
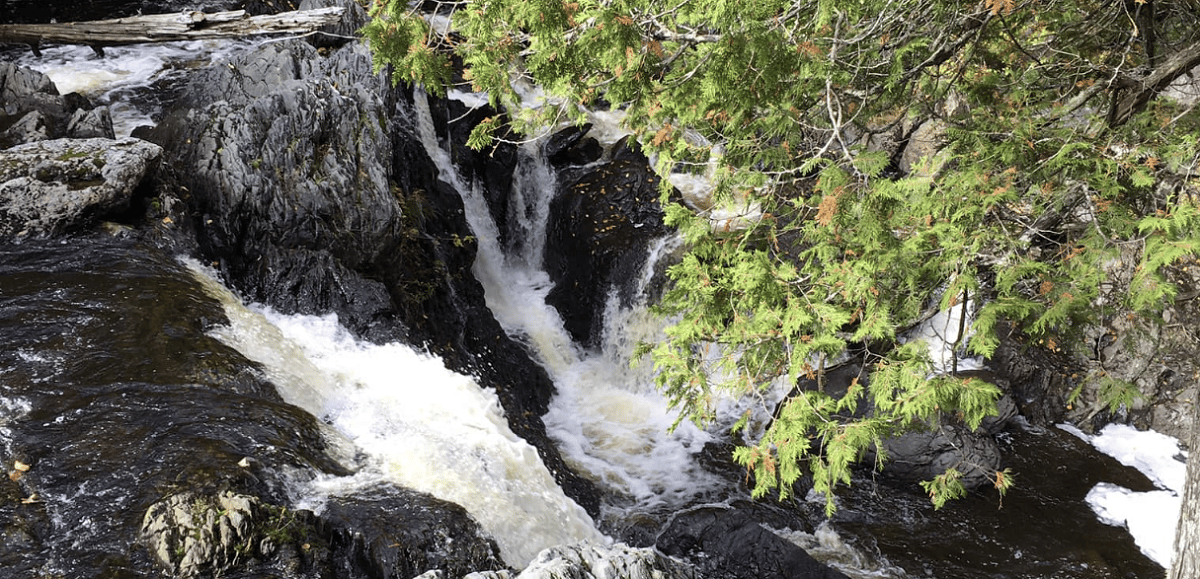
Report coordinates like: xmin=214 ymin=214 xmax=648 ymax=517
xmin=0 ymin=8 xmax=346 ymax=50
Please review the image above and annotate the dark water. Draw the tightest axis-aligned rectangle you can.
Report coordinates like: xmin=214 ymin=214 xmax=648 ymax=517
xmin=829 ymin=424 xmax=1163 ymax=579
xmin=0 ymin=235 xmax=346 ymax=577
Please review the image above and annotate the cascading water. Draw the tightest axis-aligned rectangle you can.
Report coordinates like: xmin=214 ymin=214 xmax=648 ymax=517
xmin=411 ymin=90 xmax=731 ymax=526
xmin=186 ymin=259 xmax=607 ymax=569
xmin=1 ymin=28 xmax=1172 ymax=578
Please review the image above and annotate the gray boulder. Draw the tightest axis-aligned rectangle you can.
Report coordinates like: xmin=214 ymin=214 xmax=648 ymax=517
xmin=0 ymin=62 xmax=114 ymax=147
xmin=0 ymin=137 xmax=162 ymax=236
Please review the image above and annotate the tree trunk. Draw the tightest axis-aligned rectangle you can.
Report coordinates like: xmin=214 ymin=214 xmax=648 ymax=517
xmin=0 ymin=8 xmax=345 ymax=47
xmin=1169 ymin=393 xmax=1200 ymax=578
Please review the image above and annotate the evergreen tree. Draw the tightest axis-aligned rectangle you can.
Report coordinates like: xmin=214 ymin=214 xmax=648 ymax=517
xmin=363 ymin=0 xmax=1200 ymax=513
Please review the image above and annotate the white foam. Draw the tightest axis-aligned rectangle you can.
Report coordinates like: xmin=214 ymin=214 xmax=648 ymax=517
xmin=448 ymin=88 xmax=491 ymax=110
xmin=1086 ymin=483 xmax=1178 ymax=567
xmin=1065 ymin=423 xmax=1187 ymax=568
xmin=771 ymin=521 xmax=905 ymax=579
xmin=185 ymin=260 xmax=606 ymax=569
xmin=1090 ymin=423 xmax=1186 ymax=492
xmin=0 ymin=395 xmax=32 ymax=425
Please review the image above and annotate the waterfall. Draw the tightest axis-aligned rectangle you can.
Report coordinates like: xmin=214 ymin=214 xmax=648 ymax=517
xmin=186 ymin=259 xmax=607 ymax=569
xmin=411 ymin=90 xmax=729 ymax=524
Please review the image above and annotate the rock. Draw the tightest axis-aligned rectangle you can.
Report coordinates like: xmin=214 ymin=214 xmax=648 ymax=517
xmin=513 ymin=542 xmax=695 ymax=579
xmin=544 ymin=124 xmax=604 ymax=168
xmin=299 ymin=0 xmax=369 ymax=49
xmin=140 ymin=491 xmax=261 ymax=577
xmin=0 ymin=137 xmax=161 ymax=236
xmin=798 ymin=364 xmax=1014 ymax=491
xmin=656 ymin=506 xmax=850 ymax=579
xmin=65 ymin=106 xmax=114 ymax=140
xmin=0 ymin=63 xmax=114 ymax=147
xmin=147 ymin=38 xmax=408 ymax=340
xmin=876 ymin=425 xmax=1004 ymax=490
xmin=315 ymin=484 xmax=507 ymax=579
xmin=544 ymin=152 xmax=669 ymax=346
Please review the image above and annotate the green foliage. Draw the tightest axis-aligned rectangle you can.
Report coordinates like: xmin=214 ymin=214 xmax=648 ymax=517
xmin=365 ymin=0 xmax=1200 ymax=510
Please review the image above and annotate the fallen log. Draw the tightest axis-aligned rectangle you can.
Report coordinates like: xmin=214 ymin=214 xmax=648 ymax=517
xmin=0 ymin=7 xmax=347 ymax=49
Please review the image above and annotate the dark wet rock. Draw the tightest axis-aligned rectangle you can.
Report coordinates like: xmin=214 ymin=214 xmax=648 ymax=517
xmin=299 ymin=0 xmax=368 ymax=49
xmin=422 ymin=94 xmax=521 ymax=252
xmin=988 ymin=326 xmax=1085 ymax=428
xmin=0 ymin=62 xmax=114 ymax=147
xmin=545 ymin=123 xmax=604 ymax=168
xmin=876 ymin=425 xmax=1003 ymax=489
xmin=147 ymin=38 xmax=408 ymax=341
xmin=0 ymin=463 xmax=52 ymax=576
xmin=317 ymin=484 xmax=507 ymax=579
xmin=545 ymin=152 xmax=669 ymax=346
xmin=656 ymin=506 xmax=850 ymax=579
xmin=0 ymin=137 xmax=161 ymax=236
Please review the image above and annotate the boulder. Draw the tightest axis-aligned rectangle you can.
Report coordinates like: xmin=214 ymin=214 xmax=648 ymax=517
xmin=800 ymin=363 xmax=1016 ymax=491
xmin=656 ymin=506 xmax=850 ymax=579
xmin=875 ymin=425 xmax=1004 ymax=490
xmin=0 ymin=137 xmax=161 ymax=236
xmin=0 ymin=62 xmax=114 ymax=147
xmin=316 ymin=484 xmax=507 ymax=579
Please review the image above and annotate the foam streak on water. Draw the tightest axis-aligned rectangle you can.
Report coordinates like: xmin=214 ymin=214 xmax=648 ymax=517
xmin=184 ymin=260 xmax=606 ymax=569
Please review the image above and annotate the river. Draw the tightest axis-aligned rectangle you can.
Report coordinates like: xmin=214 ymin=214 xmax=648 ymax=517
xmin=0 ymin=28 xmax=1178 ymax=579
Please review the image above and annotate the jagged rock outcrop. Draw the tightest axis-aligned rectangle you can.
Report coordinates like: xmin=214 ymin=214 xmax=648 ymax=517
xmin=545 ymin=139 xmax=669 ymax=347
xmin=147 ymin=34 xmax=417 ymax=345
xmin=147 ymin=0 xmax=598 ymax=517
xmin=0 ymin=137 xmax=160 ymax=236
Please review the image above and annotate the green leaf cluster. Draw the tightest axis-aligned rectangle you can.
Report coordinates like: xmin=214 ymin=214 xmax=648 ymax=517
xmin=365 ymin=0 xmax=1200 ymax=510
